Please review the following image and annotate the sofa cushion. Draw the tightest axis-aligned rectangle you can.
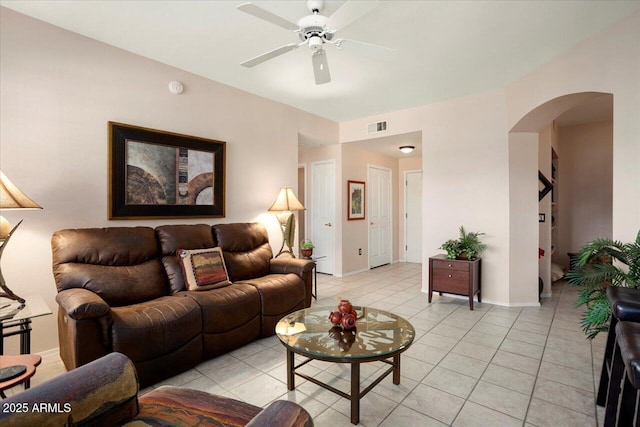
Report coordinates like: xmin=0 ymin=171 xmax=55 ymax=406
xmin=130 ymin=386 xmax=261 ymax=427
xmin=182 ymin=283 xmax=261 ymax=358
xmin=238 ymin=274 xmax=306 ymax=337
xmin=110 ymin=296 xmax=202 ymax=363
xmin=156 ymin=224 xmax=217 ymax=293
xmin=52 ymin=227 xmax=167 ymax=306
xmin=214 ymin=223 xmax=272 ymax=281
xmin=178 ymin=247 xmax=231 ymax=291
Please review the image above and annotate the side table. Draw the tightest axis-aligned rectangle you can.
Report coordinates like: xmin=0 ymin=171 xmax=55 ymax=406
xmin=0 ymin=295 xmax=51 ymax=390
xmin=428 ymin=255 xmax=481 ymax=310
xmin=0 ymin=295 xmax=52 ymax=355
xmin=301 ymin=255 xmax=326 ymax=300
xmin=0 ymin=354 xmax=42 ymax=398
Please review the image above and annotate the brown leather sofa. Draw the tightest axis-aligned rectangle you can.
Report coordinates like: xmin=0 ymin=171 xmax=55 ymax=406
xmin=0 ymin=352 xmax=313 ymax=426
xmin=52 ymin=223 xmax=314 ymax=387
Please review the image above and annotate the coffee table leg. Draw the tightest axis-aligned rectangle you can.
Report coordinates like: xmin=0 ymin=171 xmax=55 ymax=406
xmin=286 ymin=349 xmax=295 ymax=390
xmin=351 ymin=362 xmax=360 ymax=424
xmin=393 ymin=355 xmax=401 ymax=384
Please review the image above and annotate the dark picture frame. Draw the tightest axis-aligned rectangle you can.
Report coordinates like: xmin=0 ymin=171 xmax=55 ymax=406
xmin=109 ymin=122 xmax=225 ymax=219
xmin=347 ymin=180 xmax=366 ymax=220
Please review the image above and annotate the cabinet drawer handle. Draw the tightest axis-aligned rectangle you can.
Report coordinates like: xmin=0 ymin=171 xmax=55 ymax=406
xmin=448 ymin=274 xmax=452 ymax=278
xmin=448 ymin=264 xmax=452 ymax=267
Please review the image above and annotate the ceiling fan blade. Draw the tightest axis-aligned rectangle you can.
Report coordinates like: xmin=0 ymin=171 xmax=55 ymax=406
xmin=327 ymin=0 xmax=379 ymax=31
xmin=237 ymin=2 xmax=299 ymax=31
xmin=241 ymin=43 xmax=299 ymax=67
xmin=335 ymin=38 xmax=395 ymax=61
xmin=312 ymin=49 xmax=331 ymax=85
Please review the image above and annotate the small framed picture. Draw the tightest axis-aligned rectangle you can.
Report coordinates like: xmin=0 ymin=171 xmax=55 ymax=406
xmin=347 ymin=180 xmax=365 ymax=220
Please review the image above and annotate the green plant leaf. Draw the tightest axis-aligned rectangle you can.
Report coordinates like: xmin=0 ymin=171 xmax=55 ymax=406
xmin=570 ymin=229 xmax=640 ymax=340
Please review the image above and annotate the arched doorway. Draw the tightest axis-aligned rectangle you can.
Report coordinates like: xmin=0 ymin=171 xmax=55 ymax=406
xmin=508 ymin=92 xmax=613 ymax=301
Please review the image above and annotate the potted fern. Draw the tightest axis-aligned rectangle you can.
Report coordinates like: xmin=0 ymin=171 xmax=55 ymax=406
xmin=439 ymin=226 xmax=487 ymax=260
xmin=566 ymin=230 xmax=640 ymax=339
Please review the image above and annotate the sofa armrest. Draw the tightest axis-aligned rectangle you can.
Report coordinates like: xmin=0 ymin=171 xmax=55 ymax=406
xmin=57 ymin=288 xmax=112 ymax=346
xmin=246 ymin=400 xmax=313 ymax=427
xmin=270 ymin=257 xmax=315 ymax=277
xmin=56 ymin=288 xmax=111 ymax=320
xmin=0 ymin=352 xmax=139 ymax=426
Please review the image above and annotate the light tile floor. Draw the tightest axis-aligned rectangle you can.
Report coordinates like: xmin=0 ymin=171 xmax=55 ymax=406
xmin=19 ymin=263 xmax=608 ymax=426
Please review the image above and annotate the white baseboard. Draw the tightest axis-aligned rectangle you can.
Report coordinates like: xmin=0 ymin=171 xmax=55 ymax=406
xmin=37 ymin=347 xmax=60 ymax=360
xmin=420 ymin=289 xmax=541 ymax=307
xmin=337 ymin=267 xmax=370 ymax=278
xmin=481 ymin=298 xmax=541 ymax=307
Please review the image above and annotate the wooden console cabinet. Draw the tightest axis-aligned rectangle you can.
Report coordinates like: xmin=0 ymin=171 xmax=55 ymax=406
xmin=428 ymin=255 xmax=481 ymax=310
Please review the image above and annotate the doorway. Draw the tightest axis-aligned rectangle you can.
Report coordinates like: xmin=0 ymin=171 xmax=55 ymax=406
xmin=509 ymin=92 xmax=613 ymax=301
xmin=368 ymin=165 xmax=392 ymax=268
xmin=312 ymin=160 xmax=336 ymax=274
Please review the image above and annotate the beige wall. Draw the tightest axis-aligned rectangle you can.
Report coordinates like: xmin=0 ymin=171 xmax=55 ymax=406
xmin=0 ymin=8 xmax=338 ymax=353
xmin=508 ymin=132 xmax=540 ymax=304
xmin=507 ymin=11 xmax=640 ymax=245
xmin=341 ymin=143 xmax=400 ymax=275
xmin=557 ymin=120 xmax=613 ymax=268
xmin=341 ymin=89 xmax=513 ymax=305
xmin=299 ymin=143 xmax=407 ymax=276
xmin=341 ymin=11 xmax=640 ymax=306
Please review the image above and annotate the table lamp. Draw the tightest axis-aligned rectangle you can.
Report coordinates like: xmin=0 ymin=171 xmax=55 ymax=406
xmin=268 ymin=187 xmax=305 ymax=258
xmin=0 ymin=170 xmax=42 ymax=303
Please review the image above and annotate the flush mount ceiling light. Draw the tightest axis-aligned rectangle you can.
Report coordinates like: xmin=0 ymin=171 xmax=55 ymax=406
xmin=399 ymin=146 xmax=415 ymax=154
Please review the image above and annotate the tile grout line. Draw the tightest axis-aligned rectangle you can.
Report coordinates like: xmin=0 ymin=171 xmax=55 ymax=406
xmin=520 ymin=282 xmax=562 ymax=427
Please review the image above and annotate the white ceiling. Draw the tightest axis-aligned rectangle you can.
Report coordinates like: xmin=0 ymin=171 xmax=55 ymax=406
xmin=2 ymin=0 xmax=638 ymax=125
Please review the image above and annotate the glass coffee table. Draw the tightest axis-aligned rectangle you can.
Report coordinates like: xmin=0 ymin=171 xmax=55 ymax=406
xmin=276 ymin=306 xmax=415 ymax=424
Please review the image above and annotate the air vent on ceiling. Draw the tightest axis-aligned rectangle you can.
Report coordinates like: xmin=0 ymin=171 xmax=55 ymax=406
xmin=367 ymin=121 xmax=388 ymax=134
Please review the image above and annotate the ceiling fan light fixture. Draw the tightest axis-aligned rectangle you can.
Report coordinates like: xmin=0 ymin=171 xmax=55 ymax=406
xmin=309 ymin=35 xmax=323 ymax=50
xmin=399 ymin=145 xmax=415 ymax=154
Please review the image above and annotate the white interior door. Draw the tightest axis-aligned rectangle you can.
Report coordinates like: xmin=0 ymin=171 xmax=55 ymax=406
xmin=405 ymin=170 xmax=423 ymax=263
xmin=369 ymin=165 xmax=392 ymax=268
xmin=312 ymin=160 xmax=335 ymax=274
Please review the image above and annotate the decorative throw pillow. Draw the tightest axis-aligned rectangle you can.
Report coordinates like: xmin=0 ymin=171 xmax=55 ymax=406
xmin=177 ymin=247 xmax=231 ymax=291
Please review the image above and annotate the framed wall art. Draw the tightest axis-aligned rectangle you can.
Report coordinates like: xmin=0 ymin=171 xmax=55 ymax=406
xmin=347 ymin=180 xmax=365 ymax=220
xmin=109 ymin=122 xmax=225 ymax=219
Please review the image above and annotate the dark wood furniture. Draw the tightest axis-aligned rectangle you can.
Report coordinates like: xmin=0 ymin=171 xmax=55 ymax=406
xmin=428 ymin=255 xmax=481 ymax=310
xmin=276 ymin=306 xmax=415 ymax=425
xmin=301 ymin=254 xmax=327 ymax=300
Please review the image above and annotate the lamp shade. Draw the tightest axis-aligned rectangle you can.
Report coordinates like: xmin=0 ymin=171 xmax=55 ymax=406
xmin=268 ymin=187 xmax=305 ymax=212
xmin=0 ymin=170 xmax=42 ymax=210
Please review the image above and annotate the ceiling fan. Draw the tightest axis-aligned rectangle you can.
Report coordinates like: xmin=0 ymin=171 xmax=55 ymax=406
xmin=237 ymin=0 xmax=393 ymax=85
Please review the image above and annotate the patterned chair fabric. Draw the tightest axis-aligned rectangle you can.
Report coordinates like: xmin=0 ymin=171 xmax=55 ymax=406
xmin=0 ymin=352 xmax=313 ymax=427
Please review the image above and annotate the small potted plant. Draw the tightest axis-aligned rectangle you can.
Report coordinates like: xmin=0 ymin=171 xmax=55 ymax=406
xmin=300 ymin=239 xmax=314 ymax=258
xmin=440 ymin=226 xmax=486 ymax=260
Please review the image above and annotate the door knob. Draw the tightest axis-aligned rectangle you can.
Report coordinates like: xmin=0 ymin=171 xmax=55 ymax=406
xmin=325 ymin=223 xmax=332 ymax=227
